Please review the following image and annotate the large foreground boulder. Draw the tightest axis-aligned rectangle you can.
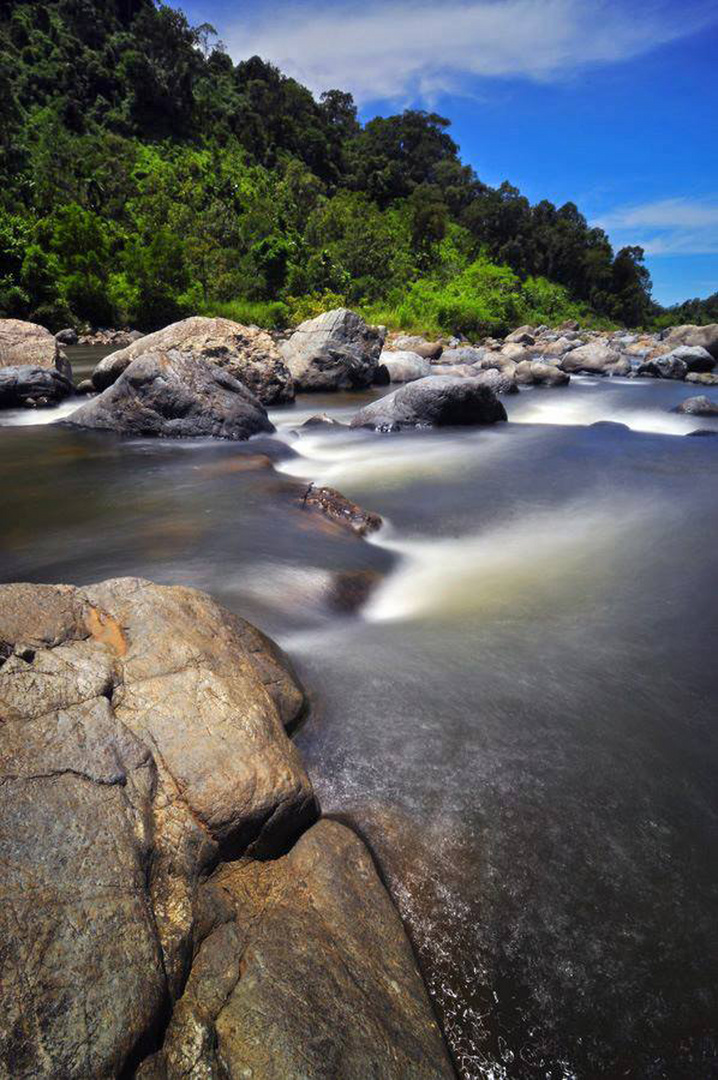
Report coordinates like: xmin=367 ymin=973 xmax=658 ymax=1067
xmin=0 ymin=365 xmax=74 ymax=408
xmin=661 ymin=324 xmax=718 ymax=360
xmin=65 ymin=350 xmax=275 ymax=440
xmin=351 ymin=375 xmax=507 ymax=432
xmin=281 ymin=308 xmax=385 ymax=391
xmin=0 ymin=319 xmax=71 ymax=378
xmin=91 ymin=317 xmax=294 ymax=404
xmin=0 ymin=578 xmax=452 ymax=1080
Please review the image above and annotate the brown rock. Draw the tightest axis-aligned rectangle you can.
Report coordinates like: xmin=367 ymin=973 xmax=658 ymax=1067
xmin=302 ymin=483 xmax=383 ymax=536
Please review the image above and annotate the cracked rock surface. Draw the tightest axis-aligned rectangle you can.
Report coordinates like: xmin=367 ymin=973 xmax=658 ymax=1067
xmin=0 ymin=578 xmax=452 ymax=1079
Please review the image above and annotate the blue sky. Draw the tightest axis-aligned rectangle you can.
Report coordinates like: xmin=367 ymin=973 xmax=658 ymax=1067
xmin=181 ymin=0 xmax=718 ymax=306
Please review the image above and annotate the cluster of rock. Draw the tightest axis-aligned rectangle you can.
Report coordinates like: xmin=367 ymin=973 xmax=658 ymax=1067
xmin=0 ymin=577 xmax=453 ymax=1079
xmin=378 ymin=320 xmax=718 ymax=390
xmin=56 ymin=327 xmax=144 ymax=349
xmin=0 ymin=320 xmax=74 ymax=408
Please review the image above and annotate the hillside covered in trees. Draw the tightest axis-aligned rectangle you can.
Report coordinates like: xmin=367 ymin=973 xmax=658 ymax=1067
xmin=0 ymin=0 xmax=678 ymax=335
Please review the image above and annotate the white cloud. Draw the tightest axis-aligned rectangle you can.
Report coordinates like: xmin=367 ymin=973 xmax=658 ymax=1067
xmin=223 ymin=0 xmax=714 ymax=105
xmin=597 ymin=197 xmax=718 ymax=255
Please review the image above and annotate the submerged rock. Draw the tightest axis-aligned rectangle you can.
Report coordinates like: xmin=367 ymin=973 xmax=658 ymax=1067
xmin=280 ymin=308 xmax=385 ymax=391
xmin=675 ymin=395 xmax=718 ymax=416
xmin=0 ymin=318 xmax=71 ymax=379
xmin=326 ymin=568 xmax=382 ymax=613
xmin=65 ymin=350 xmax=275 ymax=440
xmin=0 ymin=578 xmax=452 ymax=1080
xmin=92 ymin=316 xmax=294 ymax=404
xmin=0 ymin=365 xmax=74 ymax=408
xmin=350 ymin=375 xmax=507 ymax=431
xmin=302 ymin=483 xmax=383 ymax=536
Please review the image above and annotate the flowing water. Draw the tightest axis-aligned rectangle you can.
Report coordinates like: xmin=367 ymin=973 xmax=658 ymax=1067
xmin=1 ymin=361 xmax=718 ymax=1079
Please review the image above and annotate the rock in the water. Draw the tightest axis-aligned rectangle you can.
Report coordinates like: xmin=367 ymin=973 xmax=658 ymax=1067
xmin=280 ymin=308 xmax=385 ymax=391
xmin=657 ymin=345 xmax=715 ymax=373
xmin=537 ymin=336 xmax=577 ymax=359
xmin=91 ymin=316 xmax=294 ymax=404
xmin=0 ymin=579 xmax=451 ymax=1079
xmin=0 ymin=365 xmax=74 ymax=408
xmin=302 ymin=483 xmax=382 ymax=535
xmin=65 ymin=350 xmax=275 ymax=440
xmin=380 ymin=349 xmax=432 ymax=382
xmin=500 ymin=342 xmax=534 ymax=363
xmin=55 ymin=328 xmax=78 ymax=346
xmin=0 ymin=318 xmax=70 ymax=378
xmin=504 ymin=324 xmax=536 ymax=345
xmin=433 ymin=346 xmax=485 ymax=366
xmin=471 ymin=367 xmax=519 ymax=394
xmin=675 ymin=395 xmax=718 ymax=416
xmin=515 ymin=360 xmax=570 ymax=386
xmin=661 ymin=323 xmax=718 ymax=360
xmin=350 ymin=375 xmax=507 ymax=431
xmin=76 ymin=378 xmax=95 ymax=395
xmin=326 ymin=568 xmax=381 ymax=613
xmin=686 ymin=371 xmax=718 ymax=386
xmin=299 ymin=413 xmax=349 ymax=432
xmin=560 ymin=342 xmax=625 ymax=375
xmin=391 ymin=335 xmax=443 ymax=360
xmin=637 ymin=355 xmax=688 ymax=380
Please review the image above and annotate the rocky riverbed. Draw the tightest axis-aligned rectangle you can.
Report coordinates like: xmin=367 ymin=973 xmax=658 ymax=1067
xmin=1 ymin=310 xmax=717 ymax=1079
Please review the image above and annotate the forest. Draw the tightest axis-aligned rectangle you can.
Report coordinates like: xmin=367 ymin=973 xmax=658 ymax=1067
xmin=0 ymin=0 xmax=708 ymax=335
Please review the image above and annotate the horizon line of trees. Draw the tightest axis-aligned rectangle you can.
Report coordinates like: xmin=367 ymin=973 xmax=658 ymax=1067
xmin=0 ymin=0 xmax=704 ymax=334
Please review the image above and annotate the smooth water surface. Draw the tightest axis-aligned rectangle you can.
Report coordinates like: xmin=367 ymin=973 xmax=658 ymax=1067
xmin=1 ymin=368 xmax=717 ymax=1078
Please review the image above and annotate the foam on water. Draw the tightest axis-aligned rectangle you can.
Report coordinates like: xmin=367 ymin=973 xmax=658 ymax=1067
xmin=0 ymin=398 xmax=83 ymax=426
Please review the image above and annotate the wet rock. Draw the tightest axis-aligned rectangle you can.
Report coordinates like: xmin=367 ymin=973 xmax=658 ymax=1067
xmin=350 ymin=375 xmax=507 ymax=432
xmin=75 ymin=378 xmax=95 ymax=395
xmin=302 ymin=483 xmax=383 ymax=536
xmin=65 ymin=350 xmax=274 ymax=440
xmin=661 ymin=323 xmax=718 ymax=360
xmin=281 ymin=308 xmax=385 ymax=391
xmin=686 ymin=428 xmax=718 ymax=437
xmin=92 ymin=317 xmax=293 ymax=404
xmin=675 ymin=395 xmax=718 ymax=416
xmin=637 ymin=355 xmax=688 ymax=380
xmin=299 ymin=413 xmax=350 ymax=432
xmin=326 ymin=568 xmax=382 ymax=613
xmin=658 ymin=345 xmax=715 ymax=373
xmin=0 ymin=318 xmax=70 ymax=378
xmin=0 ymin=365 xmax=74 ymax=409
xmin=380 ymin=349 xmax=432 ymax=382
xmin=55 ymin=328 xmax=78 ymax=346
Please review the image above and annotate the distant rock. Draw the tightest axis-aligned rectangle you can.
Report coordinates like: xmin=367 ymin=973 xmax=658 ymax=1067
xmin=560 ymin=343 xmax=628 ymax=376
xmin=0 ymin=318 xmax=70 ymax=378
xmin=637 ymin=355 xmax=688 ymax=381
xmin=281 ymin=308 xmax=385 ymax=391
xmin=658 ymin=345 xmax=715 ymax=373
xmin=92 ymin=317 xmax=294 ymax=404
xmin=391 ymin=335 xmax=444 ymax=360
xmin=661 ymin=323 xmax=718 ymax=360
xmin=66 ymin=350 xmax=275 ymax=440
xmin=675 ymin=395 xmax=718 ymax=416
xmin=515 ymin=360 xmax=570 ymax=386
xmin=380 ymin=349 xmax=431 ymax=383
xmin=55 ymin=328 xmax=78 ymax=346
xmin=433 ymin=346 xmax=485 ymax=366
xmin=0 ymin=365 xmax=74 ymax=409
xmin=471 ymin=367 xmax=519 ymax=394
xmin=686 ymin=371 xmax=718 ymax=386
xmin=350 ymin=375 xmax=507 ymax=431
xmin=299 ymin=413 xmax=350 ymax=432
xmin=504 ymin=324 xmax=536 ymax=345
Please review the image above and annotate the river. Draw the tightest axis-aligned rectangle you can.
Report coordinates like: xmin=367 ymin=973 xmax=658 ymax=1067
xmin=1 ymin=359 xmax=717 ymax=1079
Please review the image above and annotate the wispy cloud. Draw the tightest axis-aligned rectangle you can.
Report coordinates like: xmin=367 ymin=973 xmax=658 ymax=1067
xmin=597 ymin=197 xmax=718 ymax=255
xmin=224 ymin=0 xmax=714 ymax=105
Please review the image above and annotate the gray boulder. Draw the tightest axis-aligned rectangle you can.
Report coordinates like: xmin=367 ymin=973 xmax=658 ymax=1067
xmin=637 ymin=356 xmax=688 ymax=380
xmin=433 ymin=346 xmax=485 ymax=365
xmin=0 ymin=365 xmax=74 ymax=409
xmin=471 ymin=367 xmax=519 ymax=394
xmin=560 ymin=343 xmax=627 ymax=375
xmin=92 ymin=317 xmax=294 ymax=404
xmin=55 ymin=328 xmax=78 ymax=346
xmin=515 ymin=360 xmax=570 ymax=387
xmin=281 ymin=308 xmax=385 ymax=391
xmin=350 ymin=375 xmax=507 ymax=432
xmin=659 ymin=345 xmax=715 ymax=373
xmin=0 ymin=318 xmax=71 ymax=379
xmin=675 ymin=395 xmax=718 ymax=416
xmin=661 ymin=323 xmax=718 ymax=360
xmin=65 ymin=350 xmax=275 ymax=440
xmin=380 ymin=350 xmax=431 ymax=382
xmin=391 ymin=335 xmax=443 ymax=360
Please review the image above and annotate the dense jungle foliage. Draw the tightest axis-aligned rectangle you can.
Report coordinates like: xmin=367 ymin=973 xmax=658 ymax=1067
xmin=0 ymin=0 xmax=689 ymax=335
